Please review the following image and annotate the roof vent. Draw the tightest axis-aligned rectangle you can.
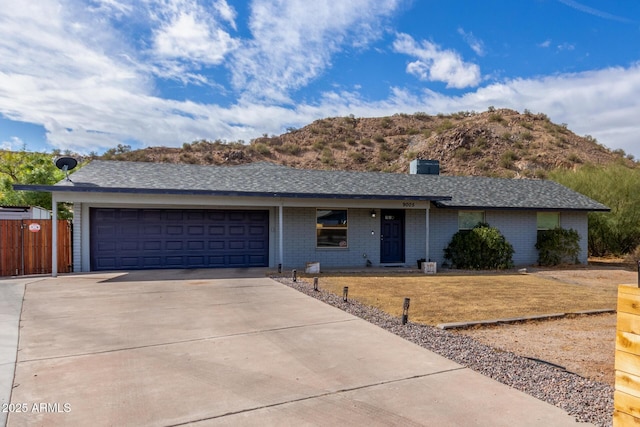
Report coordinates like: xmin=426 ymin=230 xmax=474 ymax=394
xmin=410 ymin=159 xmax=439 ymax=175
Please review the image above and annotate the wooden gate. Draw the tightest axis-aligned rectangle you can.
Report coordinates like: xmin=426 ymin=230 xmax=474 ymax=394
xmin=0 ymin=220 xmax=72 ymax=276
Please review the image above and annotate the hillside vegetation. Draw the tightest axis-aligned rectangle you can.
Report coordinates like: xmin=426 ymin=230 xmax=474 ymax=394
xmin=100 ymin=108 xmax=635 ymax=178
xmin=550 ymin=164 xmax=640 ymax=256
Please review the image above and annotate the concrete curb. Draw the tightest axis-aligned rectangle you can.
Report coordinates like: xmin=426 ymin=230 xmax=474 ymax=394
xmin=436 ymin=309 xmax=616 ymax=330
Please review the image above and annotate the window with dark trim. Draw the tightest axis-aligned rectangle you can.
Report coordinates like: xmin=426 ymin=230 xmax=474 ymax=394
xmin=316 ymin=209 xmax=348 ymax=248
xmin=537 ymin=212 xmax=560 ymax=230
xmin=458 ymin=211 xmax=485 ymax=230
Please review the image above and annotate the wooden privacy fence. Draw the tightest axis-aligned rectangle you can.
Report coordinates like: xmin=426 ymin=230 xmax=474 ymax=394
xmin=614 ymin=285 xmax=640 ymax=426
xmin=0 ymin=219 xmax=72 ymax=276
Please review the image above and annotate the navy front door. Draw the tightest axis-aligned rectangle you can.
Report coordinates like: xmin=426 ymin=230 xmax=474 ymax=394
xmin=380 ymin=210 xmax=405 ymax=263
xmin=90 ymin=208 xmax=269 ymax=270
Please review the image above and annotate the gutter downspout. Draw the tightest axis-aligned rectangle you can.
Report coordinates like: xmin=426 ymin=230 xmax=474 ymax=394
xmin=279 ymin=203 xmax=284 ymax=269
xmin=425 ymin=203 xmax=430 ymax=262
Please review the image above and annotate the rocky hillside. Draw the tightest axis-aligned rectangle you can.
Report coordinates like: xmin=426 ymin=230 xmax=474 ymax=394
xmin=100 ymin=108 xmax=635 ymax=178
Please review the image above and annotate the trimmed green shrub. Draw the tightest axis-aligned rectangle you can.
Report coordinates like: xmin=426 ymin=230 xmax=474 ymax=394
xmin=444 ymin=223 xmax=514 ymax=269
xmin=535 ymin=227 xmax=581 ymax=265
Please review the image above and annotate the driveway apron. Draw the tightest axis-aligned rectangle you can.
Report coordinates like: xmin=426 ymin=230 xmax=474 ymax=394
xmin=6 ymin=270 xmax=586 ymax=426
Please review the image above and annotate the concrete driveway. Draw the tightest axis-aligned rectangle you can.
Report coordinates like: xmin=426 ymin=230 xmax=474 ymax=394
xmin=2 ymin=270 xmax=584 ymax=426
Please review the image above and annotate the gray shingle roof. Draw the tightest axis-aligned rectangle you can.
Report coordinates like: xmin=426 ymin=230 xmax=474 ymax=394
xmin=16 ymin=160 xmax=609 ymax=211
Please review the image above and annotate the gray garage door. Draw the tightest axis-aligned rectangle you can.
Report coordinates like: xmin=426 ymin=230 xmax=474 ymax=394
xmin=90 ymin=208 xmax=269 ymax=270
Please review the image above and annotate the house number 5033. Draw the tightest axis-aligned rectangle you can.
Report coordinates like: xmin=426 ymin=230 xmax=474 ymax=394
xmin=402 ymin=202 xmax=415 ymax=208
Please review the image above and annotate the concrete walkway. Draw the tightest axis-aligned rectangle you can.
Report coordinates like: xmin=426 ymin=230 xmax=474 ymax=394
xmin=0 ymin=277 xmax=43 ymax=427
xmin=3 ymin=270 xmax=586 ymax=426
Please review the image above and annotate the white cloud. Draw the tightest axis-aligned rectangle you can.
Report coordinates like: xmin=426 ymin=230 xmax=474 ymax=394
xmin=557 ymin=42 xmax=575 ymax=51
xmin=557 ymin=0 xmax=635 ymax=24
xmin=214 ymin=0 xmax=237 ymax=30
xmin=150 ymin=0 xmax=239 ymax=66
xmin=458 ymin=28 xmax=485 ymax=56
xmin=393 ymin=33 xmax=482 ymax=88
xmin=88 ymin=0 xmax=133 ymax=16
xmin=1 ymin=136 xmax=23 ymax=151
xmin=229 ymin=0 xmax=401 ymax=102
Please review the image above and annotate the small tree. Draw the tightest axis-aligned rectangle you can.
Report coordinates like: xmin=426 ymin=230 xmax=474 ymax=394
xmin=444 ymin=223 xmax=514 ymax=269
xmin=535 ymin=227 xmax=581 ymax=266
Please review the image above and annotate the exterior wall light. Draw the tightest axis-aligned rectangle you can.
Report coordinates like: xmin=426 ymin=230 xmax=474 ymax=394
xmin=370 ymin=210 xmax=376 ymax=218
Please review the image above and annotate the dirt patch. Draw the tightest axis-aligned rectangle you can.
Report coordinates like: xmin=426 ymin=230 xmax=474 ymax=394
xmin=457 ymin=266 xmax=637 ymax=386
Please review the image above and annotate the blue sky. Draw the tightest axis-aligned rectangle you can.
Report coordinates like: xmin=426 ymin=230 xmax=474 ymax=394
xmin=1 ymin=0 xmax=640 ymax=160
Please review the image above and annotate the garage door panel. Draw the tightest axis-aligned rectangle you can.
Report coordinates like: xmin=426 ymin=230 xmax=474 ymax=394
xmin=95 ymin=209 xmax=116 ymax=220
xmin=249 ymin=255 xmax=267 ymax=265
xmin=144 ymin=259 xmax=164 ymax=269
xmin=165 ymin=210 xmax=183 ymax=221
xmin=228 ymin=255 xmax=247 ymax=266
xmin=96 ymin=257 xmax=117 ymax=269
xmin=121 ymin=257 xmax=140 ymax=267
xmin=229 ymin=240 xmax=245 ymax=250
xmin=249 ymin=240 xmax=266 ymax=250
xmin=91 ymin=208 xmax=268 ymax=270
xmin=186 ymin=256 xmax=205 ymax=266
xmin=122 ymin=210 xmax=142 ymax=221
xmin=187 ymin=241 xmax=205 ymax=250
xmin=120 ymin=241 xmax=139 ymax=251
xmin=142 ymin=225 xmax=162 ymax=236
xmin=97 ymin=241 xmax=116 ymax=251
xmin=208 ymin=241 xmax=225 ymax=250
xmin=165 ymin=226 xmax=181 ymax=235
xmin=207 ymin=255 xmax=225 ymax=265
xmin=166 ymin=256 xmax=184 ymax=266
xmin=143 ymin=241 xmax=162 ymax=250
xmin=188 ymin=225 xmax=204 ymax=235
xmin=96 ymin=224 xmax=116 ymax=234
xmin=229 ymin=226 xmax=245 ymax=235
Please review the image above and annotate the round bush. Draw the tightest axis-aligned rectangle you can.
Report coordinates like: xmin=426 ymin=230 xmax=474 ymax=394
xmin=444 ymin=222 xmax=514 ymax=269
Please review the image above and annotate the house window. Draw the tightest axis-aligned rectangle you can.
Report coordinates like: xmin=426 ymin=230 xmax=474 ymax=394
xmin=316 ymin=209 xmax=348 ymax=248
xmin=458 ymin=211 xmax=485 ymax=230
xmin=537 ymin=212 xmax=560 ymax=230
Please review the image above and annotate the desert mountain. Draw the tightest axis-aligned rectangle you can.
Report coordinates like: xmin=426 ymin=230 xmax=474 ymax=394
xmin=101 ymin=108 xmax=635 ymax=178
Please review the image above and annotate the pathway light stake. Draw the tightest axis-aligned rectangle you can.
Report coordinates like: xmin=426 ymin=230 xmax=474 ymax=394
xmin=343 ymin=286 xmax=348 ymax=302
xmin=313 ymin=277 xmax=319 ymax=291
xmin=278 ymin=264 xmax=282 ymax=274
xmin=292 ymin=269 xmax=297 ymax=282
xmin=402 ymin=297 xmax=410 ymax=325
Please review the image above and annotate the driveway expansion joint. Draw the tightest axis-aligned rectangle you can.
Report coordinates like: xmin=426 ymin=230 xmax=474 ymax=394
xmin=166 ymin=367 xmax=468 ymax=427
xmin=17 ymin=318 xmax=361 ymax=363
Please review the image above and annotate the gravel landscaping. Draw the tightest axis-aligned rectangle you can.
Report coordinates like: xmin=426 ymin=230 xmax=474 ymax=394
xmin=274 ymin=275 xmax=614 ymax=427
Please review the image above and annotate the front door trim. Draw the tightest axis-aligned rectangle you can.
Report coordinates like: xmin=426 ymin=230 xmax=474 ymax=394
xmin=380 ymin=209 xmax=405 ymax=264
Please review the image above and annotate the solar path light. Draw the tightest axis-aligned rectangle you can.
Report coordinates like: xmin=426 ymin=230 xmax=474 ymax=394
xmin=402 ymin=297 xmax=410 ymax=325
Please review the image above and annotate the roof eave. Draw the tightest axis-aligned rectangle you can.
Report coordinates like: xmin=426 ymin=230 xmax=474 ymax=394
xmin=12 ymin=184 xmax=452 ymax=202
xmin=433 ymin=202 xmax=610 ymax=212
